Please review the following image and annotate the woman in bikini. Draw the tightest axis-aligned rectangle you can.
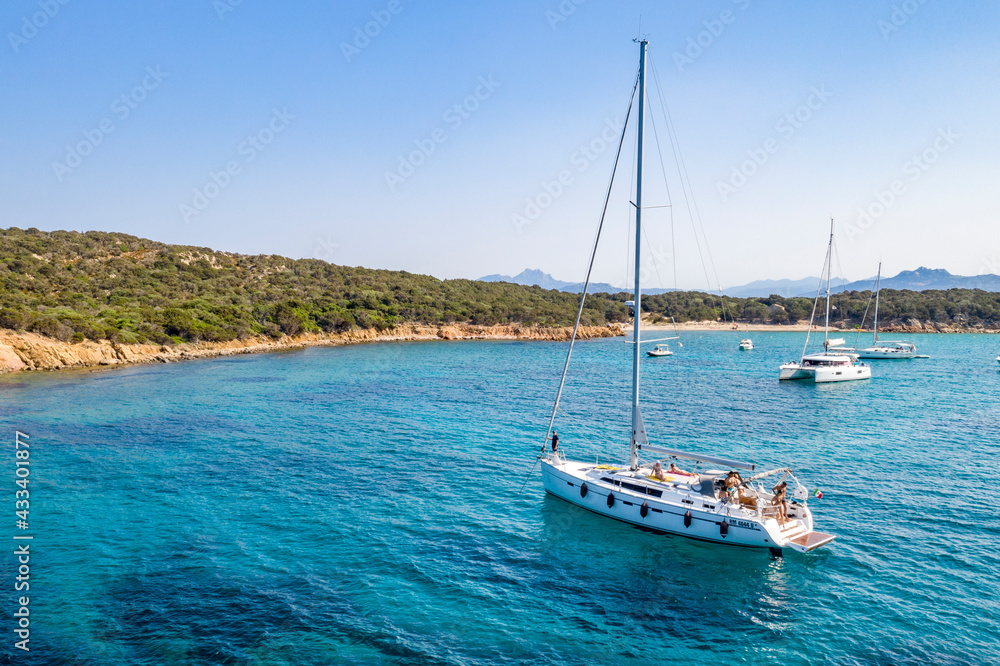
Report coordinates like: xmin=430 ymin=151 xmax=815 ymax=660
xmin=771 ymin=481 xmax=789 ymax=523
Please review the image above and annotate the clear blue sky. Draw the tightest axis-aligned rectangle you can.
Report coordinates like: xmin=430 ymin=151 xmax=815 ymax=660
xmin=2 ymin=1 xmax=998 ymax=289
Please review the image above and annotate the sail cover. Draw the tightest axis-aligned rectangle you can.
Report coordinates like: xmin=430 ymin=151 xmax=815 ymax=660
xmin=632 ymin=405 xmax=648 ymax=445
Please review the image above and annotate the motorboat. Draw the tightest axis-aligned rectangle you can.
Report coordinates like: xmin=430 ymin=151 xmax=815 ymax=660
xmin=739 ymin=339 xmax=753 ymax=351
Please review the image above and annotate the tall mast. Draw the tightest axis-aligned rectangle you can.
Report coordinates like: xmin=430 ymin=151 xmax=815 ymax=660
xmin=629 ymin=39 xmax=647 ymax=471
xmin=823 ymin=218 xmax=833 ymax=349
xmin=873 ymin=261 xmax=881 ymax=344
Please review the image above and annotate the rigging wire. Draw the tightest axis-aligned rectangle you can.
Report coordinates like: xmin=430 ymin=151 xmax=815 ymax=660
xmin=621 ymin=123 xmax=638 ymax=453
xmin=518 ymin=67 xmax=641 ymax=492
xmin=647 ymin=50 xmax=756 ymax=456
xmin=853 ymin=279 xmax=877 ymax=349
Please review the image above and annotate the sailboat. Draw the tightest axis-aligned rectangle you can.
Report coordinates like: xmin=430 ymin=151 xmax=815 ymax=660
xmin=537 ymin=40 xmax=835 ymax=554
xmin=854 ymin=263 xmax=918 ymax=359
xmin=778 ymin=221 xmax=872 ymax=383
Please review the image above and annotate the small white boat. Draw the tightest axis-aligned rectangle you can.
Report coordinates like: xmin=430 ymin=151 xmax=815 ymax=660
xmin=778 ymin=221 xmax=871 ymax=383
xmin=739 ymin=339 xmax=754 ymax=351
xmin=996 ymin=355 xmax=1000 ymax=365
xmin=647 ymin=344 xmax=673 ymax=357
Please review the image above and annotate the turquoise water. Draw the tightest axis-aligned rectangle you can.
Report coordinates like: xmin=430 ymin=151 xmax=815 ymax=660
xmin=2 ymin=332 xmax=999 ymax=664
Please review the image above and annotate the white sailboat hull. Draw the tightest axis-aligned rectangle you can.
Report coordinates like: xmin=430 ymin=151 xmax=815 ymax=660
xmin=779 ymin=362 xmax=871 ymax=382
xmin=540 ymin=457 xmax=829 ymax=552
xmin=856 ymin=345 xmax=916 ymax=359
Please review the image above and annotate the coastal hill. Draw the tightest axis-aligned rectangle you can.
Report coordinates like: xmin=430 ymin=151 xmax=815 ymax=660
xmin=2 ymin=228 xmax=1000 ymax=361
xmin=0 ymin=228 xmax=628 ymax=346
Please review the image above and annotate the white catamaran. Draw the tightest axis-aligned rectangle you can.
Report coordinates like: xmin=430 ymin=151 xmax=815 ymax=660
xmin=538 ymin=40 xmax=834 ymax=554
xmin=779 ymin=221 xmax=872 ymax=383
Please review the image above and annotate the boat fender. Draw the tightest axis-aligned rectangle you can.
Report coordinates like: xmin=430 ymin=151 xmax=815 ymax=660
xmin=640 ymin=502 xmax=648 ymax=518
xmin=580 ymin=483 xmax=588 ymax=498
xmin=684 ymin=510 xmax=692 ymax=528
xmin=720 ymin=520 xmax=729 ymax=537
xmin=607 ymin=492 xmax=615 ymax=508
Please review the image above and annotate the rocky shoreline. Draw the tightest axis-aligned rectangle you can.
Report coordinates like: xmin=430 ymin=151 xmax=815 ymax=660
xmin=0 ymin=323 xmax=627 ymax=374
xmin=3 ymin=318 xmax=995 ymax=375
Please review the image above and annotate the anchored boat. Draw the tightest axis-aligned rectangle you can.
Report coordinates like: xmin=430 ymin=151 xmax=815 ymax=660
xmin=779 ymin=221 xmax=872 ymax=383
xmin=855 ymin=263 xmax=920 ymax=359
xmin=537 ymin=39 xmax=834 ymax=554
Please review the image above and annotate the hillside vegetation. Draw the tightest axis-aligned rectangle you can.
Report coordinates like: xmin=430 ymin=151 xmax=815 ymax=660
xmin=2 ymin=228 xmax=998 ymax=345
xmin=640 ymin=288 xmax=1000 ymax=329
xmin=0 ymin=228 xmax=626 ymax=344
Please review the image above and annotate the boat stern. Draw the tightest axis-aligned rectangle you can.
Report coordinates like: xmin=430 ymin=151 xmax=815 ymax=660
xmin=779 ymin=363 xmax=812 ymax=380
xmin=786 ymin=531 xmax=836 ymax=553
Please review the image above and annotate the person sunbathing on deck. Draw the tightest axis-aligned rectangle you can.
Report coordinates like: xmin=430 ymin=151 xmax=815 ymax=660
xmin=668 ymin=463 xmax=693 ymax=476
xmin=651 ymin=462 xmax=668 ymax=481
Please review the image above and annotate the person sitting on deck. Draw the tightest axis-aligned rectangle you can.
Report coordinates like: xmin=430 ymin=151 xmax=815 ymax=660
xmin=771 ymin=481 xmax=789 ymax=523
xmin=651 ymin=461 xmax=668 ymax=481
xmin=722 ymin=471 xmax=742 ymax=502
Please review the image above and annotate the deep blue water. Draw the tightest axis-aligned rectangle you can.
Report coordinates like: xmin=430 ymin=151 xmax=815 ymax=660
xmin=1 ymin=332 xmax=999 ymax=664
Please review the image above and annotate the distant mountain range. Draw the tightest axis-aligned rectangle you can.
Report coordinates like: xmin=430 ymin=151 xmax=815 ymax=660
xmin=478 ymin=269 xmax=675 ymax=295
xmin=723 ymin=276 xmax=850 ymax=298
xmin=479 ymin=268 xmax=1000 ymax=297
xmin=831 ymin=267 xmax=1000 ymax=294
